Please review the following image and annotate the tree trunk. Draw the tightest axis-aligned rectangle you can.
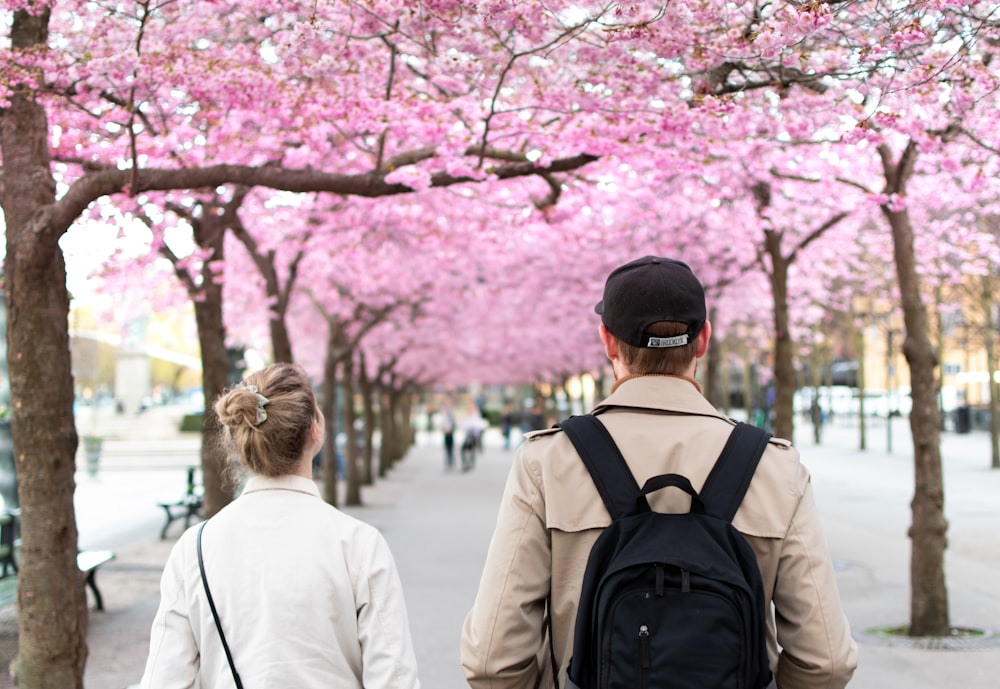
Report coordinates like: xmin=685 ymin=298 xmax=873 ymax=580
xmin=933 ymin=285 xmax=947 ymax=432
xmin=260 ymin=260 xmax=294 ymax=364
xmin=720 ymin=332 xmax=731 ymax=417
xmin=593 ymin=370 xmax=607 ymax=402
xmin=320 ymin=340 xmax=339 ymax=507
xmin=378 ymin=388 xmax=394 ymax=472
xmin=228 ymin=208 xmax=299 ymax=364
xmin=809 ymin=345 xmax=823 ymax=445
xmin=355 ymin=356 xmax=374 ymax=486
xmin=854 ymin=319 xmax=868 ymax=451
xmin=401 ymin=390 xmax=415 ymax=456
xmin=704 ymin=306 xmax=722 ymax=408
xmin=1 ymin=9 xmax=90 ymax=689
xmin=187 ymin=211 xmax=236 ymax=518
xmin=385 ymin=391 xmax=400 ymax=464
xmin=343 ymin=352 xmax=362 ymax=506
xmin=192 ymin=289 xmax=234 ymax=518
xmin=880 ymin=142 xmax=950 ymax=637
xmin=980 ymin=276 xmax=1000 ymax=469
xmin=161 ymin=196 xmax=246 ymax=518
xmin=390 ymin=388 xmax=409 ymax=461
xmin=742 ymin=349 xmax=754 ymax=425
xmin=358 ymin=352 xmax=379 ymax=479
xmin=764 ymin=229 xmax=796 ymax=443
xmin=268 ymin=313 xmax=294 ymax=365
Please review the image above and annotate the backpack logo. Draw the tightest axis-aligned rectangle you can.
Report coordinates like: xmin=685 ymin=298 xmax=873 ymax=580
xmin=556 ymin=416 xmax=773 ymax=689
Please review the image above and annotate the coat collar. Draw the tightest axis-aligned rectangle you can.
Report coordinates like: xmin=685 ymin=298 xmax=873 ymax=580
xmin=241 ymin=473 xmax=322 ymax=498
xmin=592 ymin=375 xmax=724 ymax=419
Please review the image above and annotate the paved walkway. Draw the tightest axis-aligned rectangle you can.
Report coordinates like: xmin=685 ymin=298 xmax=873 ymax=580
xmin=1 ymin=408 xmax=999 ymax=688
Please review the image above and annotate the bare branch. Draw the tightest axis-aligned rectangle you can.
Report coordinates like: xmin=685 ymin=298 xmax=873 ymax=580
xmin=375 ymin=29 xmax=400 ymax=173
xmin=835 ymin=176 xmax=875 ymax=194
xmin=532 ymin=173 xmax=562 ymax=210
xmin=131 ymin=208 xmax=199 ymax=293
xmin=787 ymin=211 xmax=850 ymax=264
xmin=52 ymin=152 xmax=600 ymax=237
xmin=958 ymin=125 xmax=1000 ymax=156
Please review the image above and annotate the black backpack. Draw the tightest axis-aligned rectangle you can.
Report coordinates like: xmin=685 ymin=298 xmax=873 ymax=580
xmin=554 ymin=414 xmax=774 ymax=689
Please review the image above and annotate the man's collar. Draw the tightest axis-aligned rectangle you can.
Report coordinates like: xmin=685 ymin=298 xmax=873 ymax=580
xmin=609 ymin=372 xmax=701 ymax=395
xmin=594 ymin=374 xmax=722 ymax=418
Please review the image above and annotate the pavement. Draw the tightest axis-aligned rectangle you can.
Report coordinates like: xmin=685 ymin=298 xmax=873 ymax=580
xmin=1 ymin=405 xmax=1000 ymax=688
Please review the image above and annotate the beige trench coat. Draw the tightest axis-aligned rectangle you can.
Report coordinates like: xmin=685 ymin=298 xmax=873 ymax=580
xmin=461 ymin=376 xmax=857 ymax=689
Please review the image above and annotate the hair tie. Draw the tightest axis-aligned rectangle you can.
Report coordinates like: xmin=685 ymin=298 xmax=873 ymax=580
xmin=245 ymin=385 xmax=270 ymax=426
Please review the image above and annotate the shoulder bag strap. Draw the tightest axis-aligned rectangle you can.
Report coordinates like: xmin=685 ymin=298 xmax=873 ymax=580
xmin=197 ymin=522 xmax=244 ymax=689
xmin=697 ymin=422 xmax=772 ymax=522
xmin=556 ymin=414 xmax=645 ymax=520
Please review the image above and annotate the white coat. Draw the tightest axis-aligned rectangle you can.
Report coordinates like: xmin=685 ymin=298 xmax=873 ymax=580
xmin=141 ymin=474 xmax=420 ymax=689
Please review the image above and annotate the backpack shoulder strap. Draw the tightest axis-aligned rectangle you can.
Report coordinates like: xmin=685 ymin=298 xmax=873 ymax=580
xmin=556 ymin=414 xmax=644 ymax=520
xmin=698 ymin=422 xmax=772 ymax=522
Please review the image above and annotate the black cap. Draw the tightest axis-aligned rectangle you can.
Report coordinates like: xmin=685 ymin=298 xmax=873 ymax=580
xmin=595 ymin=256 xmax=706 ymax=348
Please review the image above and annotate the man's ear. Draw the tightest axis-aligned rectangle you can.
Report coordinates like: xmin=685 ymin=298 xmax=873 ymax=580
xmin=599 ymin=323 xmax=619 ymax=360
xmin=695 ymin=320 xmax=712 ymax=359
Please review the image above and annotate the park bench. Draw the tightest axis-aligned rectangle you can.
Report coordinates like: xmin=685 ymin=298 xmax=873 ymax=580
xmin=157 ymin=465 xmax=203 ymax=539
xmin=0 ymin=510 xmax=115 ymax=610
xmin=77 ymin=549 xmax=115 ymax=611
xmin=0 ymin=509 xmax=20 ymax=578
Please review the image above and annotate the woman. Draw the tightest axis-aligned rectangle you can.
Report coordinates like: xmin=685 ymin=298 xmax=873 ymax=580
xmin=141 ymin=363 xmax=420 ymax=689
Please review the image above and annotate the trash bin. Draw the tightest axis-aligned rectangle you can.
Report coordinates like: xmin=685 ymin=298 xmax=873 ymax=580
xmin=954 ymin=405 xmax=971 ymax=434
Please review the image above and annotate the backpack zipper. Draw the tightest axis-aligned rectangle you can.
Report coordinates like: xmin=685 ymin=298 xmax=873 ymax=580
xmin=639 ymin=624 xmax=651 ymax=689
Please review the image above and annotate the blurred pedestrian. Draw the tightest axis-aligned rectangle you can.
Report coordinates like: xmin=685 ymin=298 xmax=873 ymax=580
xmin=459 ymin=399 xmax=487 ymax=472
xmin=526 ymin=401 xmax=547 ymax=432
xmin=500 ymin=404 xmax=515 ymax=451
xmin=440 ymin=398 xmax=456 ymax=470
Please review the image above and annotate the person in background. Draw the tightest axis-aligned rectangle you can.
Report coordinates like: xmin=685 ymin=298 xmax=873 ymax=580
xmin=440 ymin=397 xmax=457 ymax=470
xmin=459 ymin=398 xmax=488 ymax=472
xmin=141 ymin=362 xmax=420 ymax=689
xmin=500 ymin=404 xmax=516 ymax=451
xmin=526 ymin=401 xmax=547 ymax=432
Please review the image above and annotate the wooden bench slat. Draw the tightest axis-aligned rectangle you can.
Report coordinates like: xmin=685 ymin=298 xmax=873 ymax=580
xmin=77 ymin=550 xmax=115 ymax=572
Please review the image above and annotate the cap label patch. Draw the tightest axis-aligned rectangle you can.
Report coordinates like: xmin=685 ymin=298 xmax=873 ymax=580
xmin=647 ymin=334 xmax=689 ymax=348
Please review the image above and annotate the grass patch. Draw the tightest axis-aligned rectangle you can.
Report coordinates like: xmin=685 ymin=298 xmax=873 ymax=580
xmin=871 ymin=625 xmax=986 ymax=639
xmin=179 ymin=413 xmax=203 ymax=433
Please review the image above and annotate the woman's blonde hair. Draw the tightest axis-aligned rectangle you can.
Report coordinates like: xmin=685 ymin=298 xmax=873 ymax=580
xmin=616 ymin=321 xmax=698 ymax=375
xmin=213 ymin=362 xmax=318 ymax=477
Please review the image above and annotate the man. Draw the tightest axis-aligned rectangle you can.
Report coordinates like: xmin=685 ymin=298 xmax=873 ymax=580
xmin=461 ymin=256 xmax=857 ymax=689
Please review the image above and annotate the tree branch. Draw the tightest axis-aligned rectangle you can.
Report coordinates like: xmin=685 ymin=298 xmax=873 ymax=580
xmin=532 ymin=173 xmax=562 ymax=210
xmin=956 ymin=125 xmax=1000 ymax=156
xmin=132 ymin=208 xmax=199 ymax=293
xmin=51 ymin=152 xmax=600 ymax=236
xmin=787 ymin=211 xmax=850 ymax=264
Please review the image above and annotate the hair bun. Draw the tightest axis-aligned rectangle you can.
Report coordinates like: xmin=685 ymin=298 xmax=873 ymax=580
xmin=216 ymin=388 xmax=261 ymax=429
